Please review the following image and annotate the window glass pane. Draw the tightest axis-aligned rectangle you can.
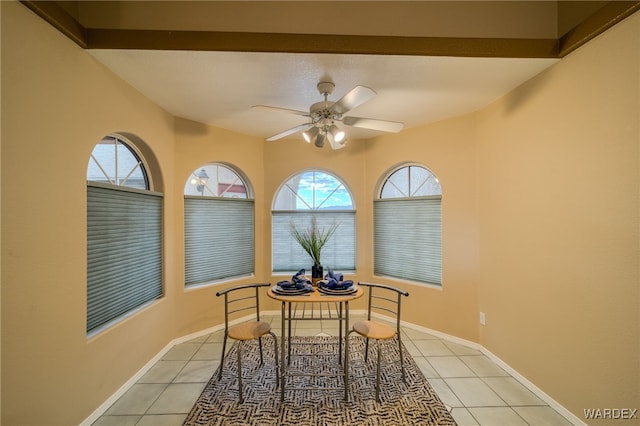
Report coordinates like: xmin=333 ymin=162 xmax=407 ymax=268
xmin=381 ymin=167 xmax=409 ymax=198
xmin=87 ymin=136 xmax=147 ymax=190
xmin=184 ymin=164 xmax=248 ymax=198
xmin=274 ymin=171 xmax=353 ymax=210
xmin=381 ymin=165 xmax=441 ymax=198
xmin=409 ymin=166 xmax=429 ymax=196
xmin=410 ymin=166 xmax=442 ymax=196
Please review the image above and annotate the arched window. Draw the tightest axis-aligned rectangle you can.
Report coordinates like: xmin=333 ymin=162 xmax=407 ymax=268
xmin=184 ymin=164 xmax=248 ymax=198
xmin=184 ymin=163 xmax=254 ymax=287
xmin=375 ymin=164 xmax=442 ymax=285
xmin=272 ymin=170 xmax=355 ymax=272
xmin=86 ymin=135 xmax=163 ymax=335
xmin=87 ymin=136 xmax=149 ymax=189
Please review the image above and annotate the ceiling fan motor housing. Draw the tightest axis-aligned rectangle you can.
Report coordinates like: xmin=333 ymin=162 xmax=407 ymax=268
xmin=309 ymin=101 xmax=339 ymax=128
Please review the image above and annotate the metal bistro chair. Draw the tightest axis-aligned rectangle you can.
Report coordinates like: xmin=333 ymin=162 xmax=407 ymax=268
xmin=216 ymin=283 xmax=278 ymax=403
xmin=348 ymin=282 xmax=409 ymax=401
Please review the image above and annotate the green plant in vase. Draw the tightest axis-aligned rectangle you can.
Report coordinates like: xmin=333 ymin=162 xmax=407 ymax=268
xmin=290 ymin=217 xmax=339 ymax=284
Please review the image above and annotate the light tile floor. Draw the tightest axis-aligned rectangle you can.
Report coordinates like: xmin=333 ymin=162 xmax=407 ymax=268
xmin=92 ymin=313 xmax=575 ymax=426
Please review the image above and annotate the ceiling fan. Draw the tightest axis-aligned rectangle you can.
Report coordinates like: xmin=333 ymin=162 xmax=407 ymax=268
xmin=254 ymin=81 xmax=404 ymax=150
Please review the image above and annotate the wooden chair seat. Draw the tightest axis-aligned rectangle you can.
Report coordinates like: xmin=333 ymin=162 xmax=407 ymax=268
xmin=352 ymin=320 xmax=396 ymax=340
xmin=228 ymin=321 xmax=272 ymax=341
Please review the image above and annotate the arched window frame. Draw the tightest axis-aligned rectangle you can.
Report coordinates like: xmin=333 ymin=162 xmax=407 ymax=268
xmin=184 ymin=163 xmax=255 ymax=287
xmin=86 ymin=134 xmax=163 ymax=336
xmin=272 ymin=169 xmax=356 ymax=273
xmin=374 ymin=163 xmax=442 ymax=286
xmin=87 ymin=135 xmax=151 ymax=190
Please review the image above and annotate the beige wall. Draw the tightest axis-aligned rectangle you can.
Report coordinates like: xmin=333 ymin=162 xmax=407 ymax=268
xmin=358 ymin=117 xmax=480 ymax=341
xmin=1 ymin=3 xmax=179 ymax=424
xmin=1 ymin=1 xmax=638 ymax=425
xmin=172 ymin=118 xmax=264 ymax=337
xmin=475 ymin=11 xmax=639 ymax=422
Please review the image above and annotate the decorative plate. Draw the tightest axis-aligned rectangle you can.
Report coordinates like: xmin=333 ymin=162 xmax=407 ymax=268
xmin=317 ymin=285 xmax=358 ymax=295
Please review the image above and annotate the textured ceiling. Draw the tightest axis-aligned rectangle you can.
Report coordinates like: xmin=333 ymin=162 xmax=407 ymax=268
xmin=24 ymin=1 xmax=639 ymax=142
xmin=89 ymin=49 xmax=558 ymax=140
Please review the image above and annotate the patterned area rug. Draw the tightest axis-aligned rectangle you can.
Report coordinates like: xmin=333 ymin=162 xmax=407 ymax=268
xmin=184 ymin=335 xmax=457 ymax=425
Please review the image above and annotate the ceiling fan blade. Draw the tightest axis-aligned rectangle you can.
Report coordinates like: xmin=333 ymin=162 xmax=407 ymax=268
xmin=331 ymin=86 xmax=376 ymax=115
xmin=252 ymin=105 xmax=309 ymax=117
xmin=265 ymin=123 xmax=311 ymax=141
xmin=342 ymin=116 xmax=404 ymax=133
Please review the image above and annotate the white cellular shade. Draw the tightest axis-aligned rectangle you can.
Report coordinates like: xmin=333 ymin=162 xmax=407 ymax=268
xmin=272 ymin=211 xmax=355 ymax=272
xmin=184 ymin=197 xmax=254 ymax=286
xmin=87 ymin=184 xmax=163 ymax=334
xmin=374 ymin=197 xmax=441 ymax=285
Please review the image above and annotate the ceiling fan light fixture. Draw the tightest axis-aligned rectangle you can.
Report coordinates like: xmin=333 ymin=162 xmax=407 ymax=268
xmin=302 ymin=126 xmax=318 ymax=143
xmin=329 ymin=137 xmax=347 ymax=150
xmin=314 ymin=132 xmax=325 ymax=148
xmin=329 ymin=125 xmax=346 ymax=143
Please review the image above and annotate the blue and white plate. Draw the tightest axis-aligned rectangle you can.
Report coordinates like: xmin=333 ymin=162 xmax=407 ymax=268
xmin=317 ymin=285 xmax=358 ymax=295
xmin=272 ymin=285 xmax=311 ymax=295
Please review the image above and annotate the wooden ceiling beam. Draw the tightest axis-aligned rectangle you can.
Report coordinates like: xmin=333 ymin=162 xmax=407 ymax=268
xmin=21 ymin=0 xmax=87 ymax=48
xmin=20 ymin=0 xmax=640 ymax=59
xmin=85 ymin=29 xmax=559 ymax=58
xmin=559 ymin=1 xmax=640 ymax=57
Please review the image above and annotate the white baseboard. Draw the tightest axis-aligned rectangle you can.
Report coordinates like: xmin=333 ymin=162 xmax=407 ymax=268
xmin=394 ymin=318 xmax=586 ymax=426
xmin=79 ymin=340 xmax=175 ymax=426
xmin=80 ymin=323 xmax=227 ymax=426
xmin=82 ymin=312 xmax=585 ymax=426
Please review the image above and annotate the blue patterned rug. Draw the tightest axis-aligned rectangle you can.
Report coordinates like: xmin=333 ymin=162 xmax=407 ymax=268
xmin=184 ymin=335 xmax=457 ymax=425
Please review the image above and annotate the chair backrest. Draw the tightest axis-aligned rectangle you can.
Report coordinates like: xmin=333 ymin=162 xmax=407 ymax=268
xmin=216 ymin=283 xmax=270 ymax=331
xmin=358 ymin=282 xmax=409 ymax=334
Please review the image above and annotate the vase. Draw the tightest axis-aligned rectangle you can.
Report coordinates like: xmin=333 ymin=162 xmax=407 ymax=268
xmin=311 ymin=264 xmax=323 ymax=286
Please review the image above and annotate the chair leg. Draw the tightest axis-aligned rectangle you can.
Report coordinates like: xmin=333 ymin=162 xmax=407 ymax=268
xmin=270 ymin=332 xmax=279 ymax=388
xmin=217 ymin=334 xmax=228 ymax=381
xmin=237 ymin=341 xmax=244 ymax=403
xmin=345 ymin=331 xmax=353 ymax=402
xmin=364 ymin=337 xmax=370 ymax=362
xmin=258 ymin=336 xmax=264 ymax=365
xmin=375 ymin=339 xmax=382 ymax=402
xmin=398 ymin=335 xmax=406 ymax=383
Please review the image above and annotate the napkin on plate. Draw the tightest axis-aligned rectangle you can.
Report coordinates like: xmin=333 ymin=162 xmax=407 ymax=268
xmin=277 ymin=269 xmax=313 ymax=290
xmin=292 ymin=269 xmax=312 ymax=286
xmin=320 ymin=269 xmax=354 ymax=290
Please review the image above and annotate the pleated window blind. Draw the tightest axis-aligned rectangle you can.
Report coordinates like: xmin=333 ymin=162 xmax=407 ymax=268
xmin=87 ymin=184 xmax=163 ymax=334
xmin=374 ymin=197 xmax=442 ymax=284
xmin=272 ymin=211 xmax=355 ymax=272
xmin=184 ymin=197 xmax=254 ymax=286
